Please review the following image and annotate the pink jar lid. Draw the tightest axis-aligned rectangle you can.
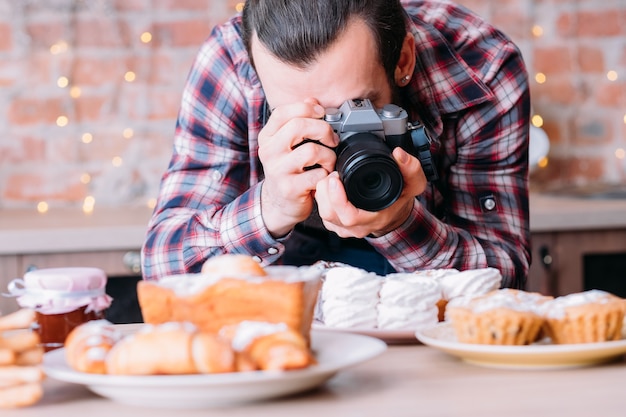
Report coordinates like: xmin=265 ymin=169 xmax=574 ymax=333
xmin=6 ymin=267 xmax=113 ymax=315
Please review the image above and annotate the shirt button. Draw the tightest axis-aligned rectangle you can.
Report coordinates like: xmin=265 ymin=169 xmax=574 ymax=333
xmin=483 ymin=198 xmax=496 ymax=211
xmin=268 ymin=247 xmax=278 ymax=255
xmin=211 ymin=170 xmax=223 ymax=181
xmin=251 ymin=256 xmax=262 ymax=263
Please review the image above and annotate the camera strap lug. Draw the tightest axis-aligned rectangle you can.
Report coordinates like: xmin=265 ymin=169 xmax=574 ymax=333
xmin=407 ymin=122 xmax=439 ymax=182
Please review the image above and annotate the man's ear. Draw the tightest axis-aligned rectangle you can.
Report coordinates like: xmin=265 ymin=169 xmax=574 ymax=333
xmin=394 ymin=33 xmax=416 ymax=86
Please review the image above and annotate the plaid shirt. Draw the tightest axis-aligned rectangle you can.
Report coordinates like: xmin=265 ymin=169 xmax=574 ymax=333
xmin=142 ymin=0 xmax=531 ymax=288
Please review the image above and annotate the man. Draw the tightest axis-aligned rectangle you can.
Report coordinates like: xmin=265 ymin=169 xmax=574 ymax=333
xmin=142 ymin=0 xmax=531 ymax=288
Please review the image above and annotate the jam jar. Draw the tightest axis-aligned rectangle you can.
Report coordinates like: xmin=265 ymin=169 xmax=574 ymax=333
xmin=7 ymin=267 xmax=113 ymax=351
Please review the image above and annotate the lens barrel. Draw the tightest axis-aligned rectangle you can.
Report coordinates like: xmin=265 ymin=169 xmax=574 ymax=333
xmin=335 ymin=132 xmax=403 ymax=211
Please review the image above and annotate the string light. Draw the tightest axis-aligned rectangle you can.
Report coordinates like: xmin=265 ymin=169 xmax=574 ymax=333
xmin=80 ymin=173 xmax=91 ymax=184
xmin=82 ymin=196 xmax=95 ymax=214
xmin=56 ymin=115 xmax=69 ymax=127
xmin=534 ymin=72 xmax=546 ymax=84
xmin=531 ymin=115 xmax=544 ymax=127
xmin=69 ymin=86 xmax=81 ymax=98
xmin=49 ymin=41 xmax=68 ymax=55
xmin=140 ymin=31 xmax=152 ymax=43
xmin=538 ymin=157 xmax=549 ymax=168
xmin=147 ymin=198 xmax=157 ymax=209
xmin=531 ymin=25 xmax=543 ymax=38
xmin=57 ymin=76 xmax=69 ymax=88
xmin=112 ymin=156 xmax=123 ymax=167
xmin=124 ymin=71 xmax=136 ymax=82
xmin=235 ymin=2 xmax=245 ymax=12
xmin=123 ymin=128 xmax=134 ymax=139
xmin=37 ymin=201 xmax=49 ymax=214
xmin=607 ymin=70 xmax=618 ymax=81
xmin=81 ymin=133 xmax=93 ymax=144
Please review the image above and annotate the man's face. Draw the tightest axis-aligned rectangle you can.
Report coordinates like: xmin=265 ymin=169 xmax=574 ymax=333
xmin=251 ymin=18 xmax=393 ymax=111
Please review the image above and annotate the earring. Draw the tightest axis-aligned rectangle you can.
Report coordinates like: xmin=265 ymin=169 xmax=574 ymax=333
xmin=399 ymin=75 xmax=411 ymax=85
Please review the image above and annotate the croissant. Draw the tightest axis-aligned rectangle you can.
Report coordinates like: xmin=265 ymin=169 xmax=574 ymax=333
xmin=105 ymin=322 xmax=235 ymax=375
xmin=64 ymin=320 xmax=122 ymax=374
xmin=244 ymin=329 xmax=316 ymax=371
xmin=220 ymin=322 xmax=316 ymax=371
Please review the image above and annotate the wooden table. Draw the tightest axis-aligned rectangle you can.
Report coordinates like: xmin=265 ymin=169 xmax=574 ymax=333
xmin=5 ymin=342 xmax=626 ymax=417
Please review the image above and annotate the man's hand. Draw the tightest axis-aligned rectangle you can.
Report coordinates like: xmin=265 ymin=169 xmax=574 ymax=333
xmin=315 ymin=147 xmax=427 ymax=237
xmin=258 ymin=99 xmax=339 ymax=238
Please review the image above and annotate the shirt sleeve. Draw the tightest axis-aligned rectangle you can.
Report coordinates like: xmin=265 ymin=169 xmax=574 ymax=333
xmin=368 ymin=26 xmax=531 ymax=289
xmin=141 ymin=24 xmax=282 ymax=281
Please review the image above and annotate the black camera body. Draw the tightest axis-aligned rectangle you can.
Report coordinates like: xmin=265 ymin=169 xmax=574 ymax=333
xmin=324 ymin=99 xmax=438 ymax=211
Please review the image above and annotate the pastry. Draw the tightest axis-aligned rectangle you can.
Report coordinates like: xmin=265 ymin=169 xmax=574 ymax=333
xmin=446 ymin=289 xmax=551 ymax=345
xmin=64 ymin=320 xmax=122 ymax=374
xmin=105 ymin=322 xmax=235 ymax=375
xmin=137 ymin=256 xmax=322 ymax=345
xmin=541 ymin=290 xmax=626 ymax=344
xmin=318 ymin=265 xmax=381 ymax=328
xmin=377 ymin=273 xmax=441 ymax=330
xmin=223 ymin=320 xmax=315 ymax=371
xmin=0 ymin=309 xmax=44 ymax=408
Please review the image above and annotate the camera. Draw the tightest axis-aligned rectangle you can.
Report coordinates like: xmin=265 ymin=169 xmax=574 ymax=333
xmin=324 ymin=99 xmax=438 ymax=212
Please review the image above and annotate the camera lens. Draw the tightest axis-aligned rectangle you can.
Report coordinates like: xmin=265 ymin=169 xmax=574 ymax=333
xmin=335 ymin=132 xmax=403 ymax=211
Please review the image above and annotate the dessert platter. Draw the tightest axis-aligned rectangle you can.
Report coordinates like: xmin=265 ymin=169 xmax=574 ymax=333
xmin=43 ymin=327 xmax=386 ymax=408
xmin=312 ymin=321 xmax=420 ymax=344
xmin=417 ymin=289 xmax=626 ymax=369
xmin=312 ymin=263 xmax=503 ymax=344
xmin=416 ymin=322 xmax=626 ymax=370
xmin=38 ymin=255 xmax=388 ymax=408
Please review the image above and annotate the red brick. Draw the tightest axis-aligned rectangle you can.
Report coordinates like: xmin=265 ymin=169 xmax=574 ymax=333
xmin=74 ymin=17 xmax=130 ymax=48
xmin=571 ymin=116 xmax=613 ymax=145
xmin=3 ymin=172 xmax=87 ymax=203
xmin=576 ymin=10 xmax=622 ymax=37
xmin=73 ymin=56 xmax=125 ymax=86
xmin=532 ymin=78 xmax=581 ymax=105
xmin=154 ymin=0 xmax=211 ymax=11
xmin=25 ymin=20 xmax=68 ymax=49
xmin=8 ymin=97 xmax=65 ymax=125
xmin=533 ymin=46 xmax=573 ymax=74
xmin=491 ymin=7 xmax=531 ymax=41
xmin=595 ymin=81 xmax=626 ymax=107
xmin=74 ymin=95 xmax=111 ymax=121
xmin=0 ymin=135 xmax=46 ymax=163
xmin=151 ymin=19 xmax=213 ymax=47
xmin=111 ymin=0 xmax=149 ymax=11
xmin=576 ymin=45 xmax=605 ymax=73
xmin=0 ymin=22 xmax=12 ymax=51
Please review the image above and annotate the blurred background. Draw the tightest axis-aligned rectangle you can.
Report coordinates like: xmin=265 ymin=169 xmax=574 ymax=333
xmin=0 ymin=0 xmax=624 ymax=213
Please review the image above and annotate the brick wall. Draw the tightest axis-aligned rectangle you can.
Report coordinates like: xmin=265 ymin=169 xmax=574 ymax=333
xmin=0 ymin=0 xmax=624 ymax=211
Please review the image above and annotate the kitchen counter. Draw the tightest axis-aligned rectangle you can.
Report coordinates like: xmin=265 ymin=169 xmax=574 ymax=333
xmin=529 ymin=192 xmax=626 ymax=232
xmin=1 ymin=193 xmax=626 ymax=256
xmin=0 ymin=206 xmax=153 ymax=255
xmin=4 ymin=341 xmax=626 ymax=417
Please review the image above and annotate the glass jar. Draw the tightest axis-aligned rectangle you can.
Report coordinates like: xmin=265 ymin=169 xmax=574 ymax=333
xmin=6 ymin=267 xmax=113 ymax=351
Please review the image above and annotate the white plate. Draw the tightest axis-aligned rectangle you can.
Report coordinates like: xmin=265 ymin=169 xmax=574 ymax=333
xmin=312 ymin=321 xmax=420 ymax=344
xmin=43 ymin=328 xmax=386 ymax=408
xmin=416 ymin=322 xmax=626 ymax=370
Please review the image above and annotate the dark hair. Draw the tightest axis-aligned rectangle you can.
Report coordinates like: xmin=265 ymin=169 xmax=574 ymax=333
xmin=242 ymin=0 xmax=408 ymax=85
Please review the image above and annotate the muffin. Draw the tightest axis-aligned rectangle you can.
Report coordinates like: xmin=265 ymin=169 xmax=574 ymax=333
xmin=435 ymin=268 xmax=502 ymax=322
xmin=446 ymin=289 xmax=552 ymax=345
xmin=541 ymin=290 xmax=626 ymax=344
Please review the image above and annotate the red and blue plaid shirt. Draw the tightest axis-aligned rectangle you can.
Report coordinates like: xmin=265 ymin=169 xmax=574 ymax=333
xmin=142 ymin=0 xmax=531 ymax=288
